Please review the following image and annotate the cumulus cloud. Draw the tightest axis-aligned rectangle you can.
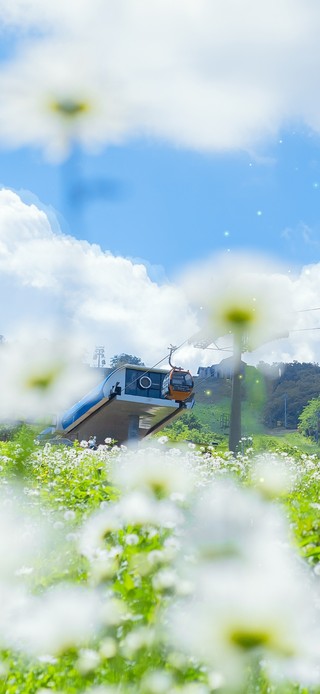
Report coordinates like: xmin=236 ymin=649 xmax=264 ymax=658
xmin=1 ymin=188 xmax=320 ymax=374
xmin=0 ymin=0 xmax=320 ymax=156
xmin=0 ymin=189 xmax=198 ymax=367
xmin=281 ymin=223 xmax=320 ymax=255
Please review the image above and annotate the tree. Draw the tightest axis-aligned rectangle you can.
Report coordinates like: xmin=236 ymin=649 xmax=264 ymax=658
xmin=262 ymin=362 xmax=320 ymax=429
xmin=110 ymin=353 xmax=145 ymax=369
xmin=159 ymin=411 xmax=223 ymax=446
xmin=298 ymin=397 xmax=320 ymax=439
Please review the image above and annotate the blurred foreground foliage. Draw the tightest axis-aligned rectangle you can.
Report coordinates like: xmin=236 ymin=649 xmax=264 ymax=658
xmin=0 ymin=428 xmax=319 ymax=693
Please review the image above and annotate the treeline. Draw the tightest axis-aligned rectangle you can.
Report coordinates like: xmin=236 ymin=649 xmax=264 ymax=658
xmin=192 ymin=361 xmax=320 ymax=432
xmin=261 ymin=361 xmax=320 ymax=429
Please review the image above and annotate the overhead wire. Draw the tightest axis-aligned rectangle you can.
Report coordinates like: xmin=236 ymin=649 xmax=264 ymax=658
xmin=109 ymin=304 xmax=320 ymax=389
xmin=290 ymin=327 xmax=320 ymax=332
xmin=120 ymin=336 xmax=193 ymax=389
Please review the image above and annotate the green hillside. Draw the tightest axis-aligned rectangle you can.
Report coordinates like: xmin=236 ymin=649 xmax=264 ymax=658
xmin=192 ymin=365 xmax=268 ymax=436
xmin=159 ymin=361 xmax=320 ymax=452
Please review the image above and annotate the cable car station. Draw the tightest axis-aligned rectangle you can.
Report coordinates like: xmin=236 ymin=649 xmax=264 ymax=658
xmin=48 ymin=364 xmax=194 ymax=445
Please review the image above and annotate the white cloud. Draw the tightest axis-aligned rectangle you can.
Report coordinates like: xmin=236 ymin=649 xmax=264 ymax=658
xmin=1 ymin=188 xmax=320 ymax=374
xmin=0 ymin=189 xmax=198 ymax=367
xmin=281 ymin=223 xmax=320 ymax=255
xmin=1 ymin=1 xmax=320 ymax=155
xmin=235 ymin=262 xmax=320 ymax=366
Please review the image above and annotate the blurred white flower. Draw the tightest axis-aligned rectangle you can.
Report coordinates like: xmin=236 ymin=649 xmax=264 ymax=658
xmin=0 ymin=495 xmax=45 ymax=580
xmin=0 ymin=37 xmax=138 ymax=161
xmin=88 ymin=548 xmax=122 ymax=584
xmin=76 ymin=648 xmax=101 ymax=674
xmin=81 ymin=686 xmax=121 ymax=694
xmin=207 ymin=672 xmax=225 ymax=691
xmin=141 ymin=669 xmax=174 ymax=693
xmin=121 ymin=626 xmax=155 ymax=659
xmin=101 ymin=598 xmax=126 ymax=627
xmin=79 ymin=508 xmax=122 ymax=560
xmin=83 ymin=687 xmax=121 ymax=694
xmin=10 ymin=584 xmax=102 ymax=655
xmin=167 ymin=480 xmax=320 ymax=688
xmin=99 ymin=637 xmax=117 ymax=659
xmin=181 ymin=479 xmax=287 ymax=567
xmin=0 ymin=335 xmax=95 ymax=421
xmin=182 ymin=253 xmax=293 ymax=350
xmin=152 ymin=568 xmax=178 ymax=592
xmin=174 ymin=686 xmax=211 ymax=694
xmin=0 ymin=0 xmax=318 ymax=161
xmin=112 ymin=448 xmax=194 ymax=500
xmin=116 ymin=491 xmax=182 ymax=528
xmin=0 ymin=583 xmax=29 ymax=649
xmin=157 ymin=436 xmax=169 ymax=445
xmin=250 ymin=453 xmax=296 ymax=498
xmin=124 ymin=532 xmax=140 ymax=546
xmin=80 ymin=440 xmax=89 ymax=448
xmin=169 ymin=558 xmax=320 ymax=688
xmin=64 ymin=509 xmax=76 ymax=521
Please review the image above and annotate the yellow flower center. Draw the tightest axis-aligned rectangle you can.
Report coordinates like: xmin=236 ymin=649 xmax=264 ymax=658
xmin=149 ymin=480 xmax=168 ymax=500
xmin=228 ymin=625 xmax=294 ymax=656
xmin=224 ymin=306 xmax=256 ymax=327
xmin=49 ymin=98 xmax=90 ymax=118
xmin=229 ymin=628 xmax=270 ymax=651
xmin=25 ymin=366 xmax=62 ymax=392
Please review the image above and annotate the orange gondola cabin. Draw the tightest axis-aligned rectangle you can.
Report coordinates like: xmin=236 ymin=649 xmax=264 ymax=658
xmin=161 ymin=368 xmax=194 ymax=402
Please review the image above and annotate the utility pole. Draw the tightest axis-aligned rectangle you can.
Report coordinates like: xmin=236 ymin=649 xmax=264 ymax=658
xmin=189 ymin=326 xmax=290 ymax=455
xmin=283 ymin=393 xmax=288 ymax=428
xmin=229 ymin=336 xmax=242 ymax=453
xmin=93 ymin=346 xmax=106 ymax=369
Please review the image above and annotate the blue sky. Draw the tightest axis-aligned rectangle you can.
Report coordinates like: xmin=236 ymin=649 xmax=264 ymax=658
xmin=1 ymin=127 xmax=320 ymax=281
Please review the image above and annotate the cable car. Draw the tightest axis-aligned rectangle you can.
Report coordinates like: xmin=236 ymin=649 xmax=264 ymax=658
xmin=161 ymin=368 xmax=194 ymax=402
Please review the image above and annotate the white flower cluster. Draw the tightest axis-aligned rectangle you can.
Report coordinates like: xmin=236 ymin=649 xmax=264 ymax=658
xmin=167 ymin=477 xmax=320 ymax=689
xmin=0 ymin=438 xmax=318 ymax=693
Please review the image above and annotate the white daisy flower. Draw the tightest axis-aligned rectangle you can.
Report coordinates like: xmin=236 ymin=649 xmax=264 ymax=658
xmin=0 ymin=37 xmax=138 ymax=161
xmin=78 ymin=508 xmax=122 ymax=561
xmin=182 ymin=252 xmax=293 ymax=351
xmin=174 ymin=559 xmax=320 ymax=687
xmin=167 ymin=480 xmax=320 ymax=689
xmin=250 ymin=453 xmax=296 ymax=498
xmin=9 ymin=584 xmax=102 ymax=655
xmin=180 ymin=479 xmax=287 ymax=568
xmin=112 ymin=448 xmax=194 ymax=500
xmin=0 ymin=334 xmax=96 ymax=421
xmin=117 ymin=491 xmax=182 ymax=528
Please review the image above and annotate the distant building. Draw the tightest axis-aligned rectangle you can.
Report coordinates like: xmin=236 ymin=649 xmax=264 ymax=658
xmin=197 ymin=357 xmax=246 ymax=379
xmin=197 ymin=365 xmax=216 ymax=379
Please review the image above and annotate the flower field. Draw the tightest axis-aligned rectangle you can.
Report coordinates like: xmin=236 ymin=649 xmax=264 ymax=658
xmin=0 ymin=430 xmax=320 ymax=693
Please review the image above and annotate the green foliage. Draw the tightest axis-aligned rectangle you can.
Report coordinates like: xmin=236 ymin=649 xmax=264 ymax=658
xmin=193 ymin=361 xmax=320 ymax=435
xmin=0 ymin=424 xmax=40 ymax=478
xmin=158 ymin=410 xmax=226 ymax=446
xmin=1 ymin=426 xmax=320 ymax=693
xmin=110 ymin=353 xmax=145 ymax=369
xmin=0 ymin=422 xmax=21 ymax=441
xmin=298 ymin=396 xmax=320 ymax=439
xmin=262 ymin=361 xmax=320 ymax=429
